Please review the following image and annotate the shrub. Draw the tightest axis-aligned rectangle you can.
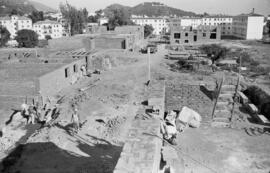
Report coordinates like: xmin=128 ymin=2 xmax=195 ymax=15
xmin=15 ymin=29 xmax=38 ymax=48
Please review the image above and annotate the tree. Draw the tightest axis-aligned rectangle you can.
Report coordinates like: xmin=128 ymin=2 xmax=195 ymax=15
xmin=28 ymin=11 xmax=44 ymax=23
xmin=200 ymin=44 xmax=229 ymax=64
xmin=60 ymin=2 xmax=88 ymax=35
xmin=45 ymin=35 xmax=52 ymax=40
xmin=264 ymin=20 xmax=270 ymax=35
xmin=15 ymin=29 xmax=38 ymax=48
xmin=144 ymin=24 xmax=154 ymax=38
xmin=0 ymin=26 xmax=11 ymax=47
xmin=10 ymin=9 xmax=18 ymax=15
xmin=105 ymin=8 xmax=133 ymax=30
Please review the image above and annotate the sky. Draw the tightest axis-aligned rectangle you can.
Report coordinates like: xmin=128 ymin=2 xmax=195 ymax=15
xmin=34 ymin=0 xmax=270 ymax=16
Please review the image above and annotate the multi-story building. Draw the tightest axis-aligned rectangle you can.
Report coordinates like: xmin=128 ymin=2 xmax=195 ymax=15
xmin=180 ymin=17 xmax=203 ymax=28
xmin=170 ymin=25 xmax=221 ymax=44
xmin=33 ymin=20 xmax=63 ymax=39
xmin=168 ymin=16 xmax=232 ymax=37
xmin=0 ymin=15 xmax=32 ymax=38
xmin=58 ymin=18 xmax=71 ymax=37
xmin=232 ymin=13 xmax=264 ymax=39
xmin=202 ymin=16 xmax=233 ymax=36
xmin=131 ymin=16 xmax=169 ymax=35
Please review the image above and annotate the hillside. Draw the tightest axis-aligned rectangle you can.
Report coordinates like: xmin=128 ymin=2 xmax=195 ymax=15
xmin=131 ymin=2 xmax=197 ymax=17
xmin=29 ymin=0 xmax=56 ymax=12
xmin=0 ymin=0 xmax=55 ymax=16
xmin=0 ymin=0 xmax=36 ymax=16
xmin=103 ymin=2 xmax=198 ymax=17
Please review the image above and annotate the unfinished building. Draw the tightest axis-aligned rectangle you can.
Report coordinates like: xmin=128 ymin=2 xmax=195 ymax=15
xmin=170 ymin=25 xmax=221 ymax=44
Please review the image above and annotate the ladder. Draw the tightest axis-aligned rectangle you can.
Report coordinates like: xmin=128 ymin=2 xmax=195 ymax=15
xmin=211 ymin=75 xmax=239 ymax=127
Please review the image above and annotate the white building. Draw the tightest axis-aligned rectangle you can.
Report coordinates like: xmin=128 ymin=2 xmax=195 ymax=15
xmin=202 ymin=16 xmax=233 ymax=36
xmin=131 ymin=16 xmax=169 ymax=35
xmin=33 ymin=20 xmax=63 ymax=39
xmin=232 ymin=13 xmax=264 ymax=40
xmin=0 ymin=15 xmax=32 ymax=39
xmin=99 ymin=17 xmax=109 ymax=25
xmin=180 ymin=17 xmax=203 ymax=27
xmin=44 ymin=12 xmax=63 ymax=21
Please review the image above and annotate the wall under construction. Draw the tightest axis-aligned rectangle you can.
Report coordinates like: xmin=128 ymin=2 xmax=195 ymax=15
xmin=38 ymin=58 xmax=87 ymax=99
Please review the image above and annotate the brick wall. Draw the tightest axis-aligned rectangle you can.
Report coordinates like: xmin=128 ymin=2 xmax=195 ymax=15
xmin=38 ymin=58 xmax=87 ymax=98
xmin=171 ymin=26 xmax=221 ymax=44
xmin=94 ymin=37 xmax=126 ymax=49
xmin=48 ymin=36 xmax=94 ymax=51
xmin=114 ymin=80 xmax=165 ymax=173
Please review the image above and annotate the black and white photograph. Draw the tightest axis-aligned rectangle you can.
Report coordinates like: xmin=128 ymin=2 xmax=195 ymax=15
xmin=0 ymin=0 xmax=269 ymax=172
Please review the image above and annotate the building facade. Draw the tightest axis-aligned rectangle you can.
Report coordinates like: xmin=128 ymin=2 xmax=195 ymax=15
xmin=0 ymin=15 xmax=32 ymax=39
xmin=232 ymin=13 xmax=264 ymax=39
xmin=202 ymin=16 xmax=233 ymax=36
xmin=33 ymin=20 xmax=64 ymax=39
xmin=170 ymin=25 xmax=221 ymax=44
xmin=168 ymin=16 xmax=232 ymax=37
xmin=131 ymin=16 xmax=169 ymax=35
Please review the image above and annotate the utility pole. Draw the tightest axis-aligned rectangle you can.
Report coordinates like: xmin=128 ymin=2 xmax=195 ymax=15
xmin=147 ymin=47 xmax=151 ymax=84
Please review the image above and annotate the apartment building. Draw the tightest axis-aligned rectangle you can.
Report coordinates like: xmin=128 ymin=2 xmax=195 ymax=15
xmin=33 ymin=20 xmax=63 ymax=39
xmin=202 ymin=16 xmax=233 ymax=36
xmin=170 ymin=25 xmax=221 ymax=44
xmin=168 ymin=16 xmax=232 ymax=36
xmin=232 ymin=13 xmax=264 ymax=39
xmin=181 ymin=17 xmax=203 ymax=28
xmin=0 ymin=15 xmax=32 ymax=38
xmin=131 ymin=16 xmax=169 ymax=35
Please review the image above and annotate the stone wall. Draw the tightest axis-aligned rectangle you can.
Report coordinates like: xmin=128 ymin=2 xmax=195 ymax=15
xmin=114 ymin=80 xmax=165 ymax=173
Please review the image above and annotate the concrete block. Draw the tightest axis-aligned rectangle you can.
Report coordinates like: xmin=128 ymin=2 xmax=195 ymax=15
xmin=246 ymin=104 xmax=258 ymax=114
xmin=257 ymin=114 xmax=270 ymax=125
xmin=237 ymin=91 xmax=249 ymax=104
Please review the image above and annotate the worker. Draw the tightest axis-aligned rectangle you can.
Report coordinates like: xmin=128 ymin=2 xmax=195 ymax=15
xmin=71 ymin=107 xmax=81 ymax=134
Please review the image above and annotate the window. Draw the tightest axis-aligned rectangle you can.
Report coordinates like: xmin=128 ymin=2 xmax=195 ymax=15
xmin=73 ymin=64 xmax=78 ymax=72
xmin=174 ymin=33 xmax=181 ymax=39
xmin=184 ymin=40 xmax=189 ymax=43
xmin=185 ymin=33 xmax=188 ymax=37
xmin=65 ymin=67 xmax=70 ymax=78
xmin=175 ymin=40 xmax=179 ymax=43
xmin=203 ymin=33 xmax=206 ymax=37
xmin=210 ymin=33 xmax=217 ymax=39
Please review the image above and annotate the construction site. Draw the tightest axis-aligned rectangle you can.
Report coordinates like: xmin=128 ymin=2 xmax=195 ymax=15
xmin=0 ymin=25 xmax=270 ymax=173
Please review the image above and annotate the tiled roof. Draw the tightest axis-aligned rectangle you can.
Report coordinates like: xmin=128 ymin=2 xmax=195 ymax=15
xmin=34 ymin=20 xmax=61 ymax=25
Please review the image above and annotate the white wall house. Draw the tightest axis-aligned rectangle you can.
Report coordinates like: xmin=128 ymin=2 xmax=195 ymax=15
xmin=33 ymin=20 xmax=63 ymax=39
xmin=0 ymin=15 xmax=32 ymax=39
xmin=131 ymin=16 xmax=169 ymax=35
xmin=232 ymin=13 xmax=264 ymax=40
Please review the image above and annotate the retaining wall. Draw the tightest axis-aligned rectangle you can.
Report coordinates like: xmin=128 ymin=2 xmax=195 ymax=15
xmin=114 ymin=80 xmax=165 ymax=173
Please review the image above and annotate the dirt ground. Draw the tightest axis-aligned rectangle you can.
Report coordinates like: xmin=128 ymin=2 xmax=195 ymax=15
xmin=0 ymin=43 xmax=270 ymax=173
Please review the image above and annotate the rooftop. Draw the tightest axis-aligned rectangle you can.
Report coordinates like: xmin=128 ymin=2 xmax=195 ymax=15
xmin=34 ymin=19 xmax=61 ymax=25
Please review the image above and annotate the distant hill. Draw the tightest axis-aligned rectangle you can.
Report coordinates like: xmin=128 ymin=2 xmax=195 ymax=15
xmin=104 ymin=2 xmax=198 ymax=17
xmin=0 ymin=0 xmax=36 ymax=16
xmin=132 ymin=2 xmax=197 ymax=17
xmin=0 ymin=0 xmax=55 ymax=16
xmin=29 ymin=1 xmax=56 ymax=12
